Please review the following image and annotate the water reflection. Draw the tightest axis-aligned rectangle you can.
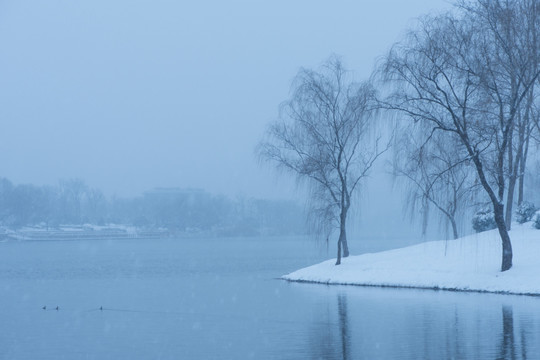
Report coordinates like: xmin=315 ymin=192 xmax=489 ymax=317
xmin=4 ymin=235 xmax=540 ymax=359
xmin=306 ymin=293 xmax=351 ymax=360
xmin=337 ymin=294 xmax=350 ymax=360
xmin=304 ymin=286 xmax=540 ymax=360
xmin=499 ymin=305 xmax=516 ymax=360
xmin=519 ymin=316 xmax=529 ymax=360
xmin=308 ymin=306 xmax=339 ymax=359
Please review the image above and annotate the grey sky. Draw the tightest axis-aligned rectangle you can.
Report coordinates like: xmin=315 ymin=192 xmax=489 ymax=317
xmin=0 ymin=0 xmax=450 ymax=199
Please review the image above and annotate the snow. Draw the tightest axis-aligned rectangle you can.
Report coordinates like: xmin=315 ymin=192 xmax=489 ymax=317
xmin=1 ymin=224 xmax=167 ymax=241
xmin=283 ymin=222 xmax=540 ymax=296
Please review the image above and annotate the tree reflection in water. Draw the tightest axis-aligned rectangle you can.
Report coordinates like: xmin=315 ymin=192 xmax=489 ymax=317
xmin=305 ymin=288 xmax=538 ymax=359
xmin=306 ymin=292 xmax=351 ymax=360
xmin=499 ymin=305 xmax=516 ymax=360
xmin=337 ymin=293 xmax=350 ymax=360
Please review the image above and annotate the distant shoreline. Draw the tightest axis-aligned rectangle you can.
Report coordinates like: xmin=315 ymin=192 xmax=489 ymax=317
xmin=1 ymin=225 xmax=169 ymax=241
xmin=0 ymin=224 xmax=307 ymax=241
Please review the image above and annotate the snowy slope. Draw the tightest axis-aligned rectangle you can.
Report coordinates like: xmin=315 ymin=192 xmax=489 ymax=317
xmin=283 ymin=223 xmax=540 ymax=295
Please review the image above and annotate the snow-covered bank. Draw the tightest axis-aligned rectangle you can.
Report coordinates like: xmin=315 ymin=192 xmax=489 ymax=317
xmin=283 ymin=223 xmax=540 ymax=296
xmin=0 ymin=224 xmax=168 ymax=241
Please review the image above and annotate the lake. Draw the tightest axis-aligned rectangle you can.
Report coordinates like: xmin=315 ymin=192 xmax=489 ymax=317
xmin=1 ymin=236 xmax=539 ymax=359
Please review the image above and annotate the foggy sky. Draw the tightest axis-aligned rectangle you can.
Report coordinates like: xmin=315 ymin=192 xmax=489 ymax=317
xmin=0 ymin=0 xmax=450 ymax=199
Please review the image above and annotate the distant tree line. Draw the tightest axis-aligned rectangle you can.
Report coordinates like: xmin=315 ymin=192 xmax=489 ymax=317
xmin=0 ymin=177 xmax=307 ymax=236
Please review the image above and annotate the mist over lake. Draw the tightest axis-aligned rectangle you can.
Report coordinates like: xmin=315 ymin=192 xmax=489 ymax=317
xmin=2 ymin=0 xmax=540 ymax=358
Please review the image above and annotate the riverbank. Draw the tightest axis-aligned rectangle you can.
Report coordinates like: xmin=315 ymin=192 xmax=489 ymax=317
xmin=283 ymin=223 xmax=540 ymax=296
xmin=0 ymin=224 xmax=170 ymax=241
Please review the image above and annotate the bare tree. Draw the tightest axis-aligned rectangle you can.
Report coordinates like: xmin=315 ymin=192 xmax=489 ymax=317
xmin=381 ymin=1 xmax=540 ymax=271
xmin=516 ymin=91 xmax=539 ymax=206
xmin=58 ymin=178 xmax=89 ymax=224
xmin=506 ymin=88 xmax=537 ymax=225
xmin=259 ymin=56 xmax=386 ymax=265
xmin=394 ymin=123 xmax=478 ymax=239
xmin=460 ymin=0 xmax=540 ymax=230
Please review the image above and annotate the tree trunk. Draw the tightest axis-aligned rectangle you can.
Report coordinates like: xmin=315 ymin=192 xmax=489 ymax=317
xmin=340 ymin=211 xmax=349 ymax=258
xmin=468 ymin=151 xmax=513 ymax=272
xmin=450 ymin=217 xmax=458 ymax=240
xmin=518 ymin=163 xmax=525 ymax=206
xmin=505 ymin=176 xmax=517 ymax=230
xmin=339 ymin=207 xmax=349 ymax=257
xmin=336 ymin=238 xmax=342 ymax=265
xmin=518 ymin=91 xmax=533 ymax=206
xmin=517 ymin=132 xmax=529 ymax=206
xmin=517 ymin=167 xmax=525 ymax=206
xmin=494 ymin=202 xmax=513 ymax=271
xmin=506 ymin=105 xmax=528 ymax=229
xmin=335 ymin=210 xmax=349 ymax=265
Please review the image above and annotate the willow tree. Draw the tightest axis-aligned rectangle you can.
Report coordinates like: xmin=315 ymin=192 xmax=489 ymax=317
xmin=381 ymin=0 xmax=540 ymax=271
xmin=394 ymin=125 xmax=478 ymax=240
xmin=259 ymin=57 xmax=385 ymax=265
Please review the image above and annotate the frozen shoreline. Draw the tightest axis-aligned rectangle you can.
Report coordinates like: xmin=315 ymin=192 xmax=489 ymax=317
xmin=283 ymin=223 xmax=540 ymax=296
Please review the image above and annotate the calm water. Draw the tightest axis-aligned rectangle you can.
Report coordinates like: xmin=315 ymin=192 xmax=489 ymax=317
xmin=1 ymin=236 xmax=539 ymax=359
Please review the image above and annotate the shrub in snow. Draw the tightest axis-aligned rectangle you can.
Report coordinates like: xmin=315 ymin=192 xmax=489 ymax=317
xmin=516 ymin=201 xmax=537 ymax=224
xmin=532 ymin=211 xmax=540 ymax=230
xmin=472 ymin=209 xmax=497 ymax=233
